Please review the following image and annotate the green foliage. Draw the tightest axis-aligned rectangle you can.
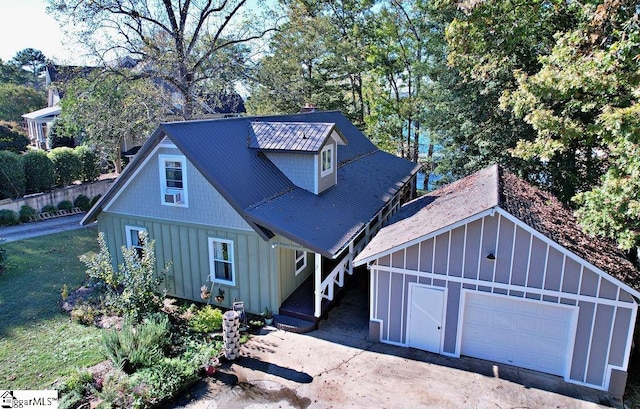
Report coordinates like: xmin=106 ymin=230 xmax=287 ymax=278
xmin=90 ymin=194 xmax=102 ymax=206
xmin=22 ymin=149 xmax=55 ymax=193
xmin=0 ymin=150 xmax=26 ymax=199
xmin=0 ymin=122 xmax=29 ymax=153
xmin=48 ymin=118 xmax=77 ymax=149
xmin=188 ymin=306 xmax=224 ymax=333
xmin=74 ymin=194 xmax=92 ymax=211
xmin=58 ymin=200 xmax=73 ymax=211
xmin=41 ymin=204 xmax=57 ymax=214
xmin=11 ymin=48 xmax=47 ymax=88
xmin=0 ymin=83 xmax=46 ymax=121
xmin=80 ymin=232 xmax=168 ymax=321
xmin=75 ymin=145 xmax=101 ymax=182
xmin=48 ymin=147 xmax=82 ymax=186
xmin=19 ymin=204 xmax=37 ymax=222
xmin=101 ymin=314 xmax=170 ymax=374
xmin=0 ymin=58 xmax=29 ymax=85
xmin=0 ymin=209 xmax=19 ymax=226
xmin=128 ymin=357 xmax=198 ymax=405
xmin=57 ymin=370 xmax=94 ymax=409
xmin=70 ymin=303 xmax=98 ymax=325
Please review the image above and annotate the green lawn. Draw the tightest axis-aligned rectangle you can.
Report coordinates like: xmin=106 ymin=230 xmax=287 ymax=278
xmin=0 ymin=227 xmax=103 ymax=390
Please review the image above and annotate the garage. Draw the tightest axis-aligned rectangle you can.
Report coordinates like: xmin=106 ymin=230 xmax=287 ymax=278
xmin=461 ymin=292 xmax=576 ymax=376
xmin=354 ymin=165 xmax=640 ymax=396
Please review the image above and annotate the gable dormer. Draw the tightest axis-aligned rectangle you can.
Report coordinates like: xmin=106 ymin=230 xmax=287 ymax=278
xmin=249 ymin=122 xmax=347 ymax=194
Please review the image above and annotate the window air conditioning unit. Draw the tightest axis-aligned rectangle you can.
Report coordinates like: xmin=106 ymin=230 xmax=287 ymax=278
xmin=165 ymin=191 xmax=183 ymax=204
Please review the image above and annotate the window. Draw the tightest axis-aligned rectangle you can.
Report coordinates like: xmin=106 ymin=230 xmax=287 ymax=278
xmin=295 ymin=250 xmax=307 ymax=275
xmin=321 ymin=145 xmax=333 ymax=177
xmin=209 ymin=238 xmax=235 ymax=285
xmin=125 ymin=225 xmax=147 ymax=258
xmin=159 ymin=154 xmax=188 ymax=206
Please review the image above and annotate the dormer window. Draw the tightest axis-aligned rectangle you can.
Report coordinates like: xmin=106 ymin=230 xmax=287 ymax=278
xmin=321 ymin=145 xmax=333 ymax=177
xmin=159 ymin=154 xmax=188 ymax=207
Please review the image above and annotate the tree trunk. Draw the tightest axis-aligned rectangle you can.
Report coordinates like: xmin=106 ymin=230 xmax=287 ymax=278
xmin=422 ymin=142 xmax=434 ymax=191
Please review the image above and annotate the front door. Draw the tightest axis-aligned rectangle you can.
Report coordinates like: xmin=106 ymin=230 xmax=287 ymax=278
xmin=407 ymin=285 xmax=445 ymax=353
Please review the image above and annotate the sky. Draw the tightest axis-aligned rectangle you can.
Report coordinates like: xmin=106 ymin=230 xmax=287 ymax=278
xmin=0 ymin=0 xmax=84 ymax=64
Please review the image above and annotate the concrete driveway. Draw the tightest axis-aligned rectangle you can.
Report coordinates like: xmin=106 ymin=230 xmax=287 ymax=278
xmin=171 ymin=281 xmax=618 ymax=409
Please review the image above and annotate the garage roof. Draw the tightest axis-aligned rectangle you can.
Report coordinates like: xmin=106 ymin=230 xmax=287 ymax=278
xmin=355 ymin=164 xmax=640 ymax=291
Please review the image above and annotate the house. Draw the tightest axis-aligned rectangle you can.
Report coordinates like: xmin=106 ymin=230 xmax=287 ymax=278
xmin=353 ymin=164 xmax=640 ymax=395
xmin=82 ymin=110 xmax=419 ymax=323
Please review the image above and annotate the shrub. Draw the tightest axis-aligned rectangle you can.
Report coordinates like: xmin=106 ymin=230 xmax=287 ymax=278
xmin=101 ymin=314 xmax=170 ymax=374
xmin=0 ymin=150 xmax=25 ymax=199
xmin=48 ymin=147 xmax=82 ymax=186
xmin=0 ymin=245 xmax=6 ymax=273
xmin=48 ymin=118 xmax=76 ymax=149
xmin=19 ymin=204 xmax=37 ymax=222
xmin=0 ymin=209 xmax=19 ymax=226
xmin=90 ymin=194 xmax=102 ymax=207
xmin=70 ymin=303 xmax=97 ymax=325
xmin=41 ymin=204 xmax=56 ymax=214
xmin=0 ymin=122 xmax=29 ymax=153
xmin=57 ymin=200 xmax=73 ymax=211
xmin=74 ymin=145 xmax=101 ymax=182
xmin=74 ymin=194 xmax=92 ymax=211
xmin=128 ymin=357 xmax=198 ymax=405
xmin=22 ymin=150 xmax=55 ymax=194
xmin=57 ymin=370 xmax=94 ymax=409
xmin=189 ymin=305 xmax=224 ymax=333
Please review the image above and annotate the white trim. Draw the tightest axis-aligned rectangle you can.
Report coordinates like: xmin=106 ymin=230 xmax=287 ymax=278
xmin=320 ymin=144 xmax=334 ymax=177
xmin=159 ymin=154 xmax=189 ymax=207
xmin=313 ymin=155 xmax=319 ymax=194
xmin=208 ymin=237 xmax=236 ymax=286
xmin=103 ymin=210 xmax=254 ymax=232
xmin=295 ymin=250 xmax=307 ymax=276
xmin=125 ymin=225 xmax=147 ymax=249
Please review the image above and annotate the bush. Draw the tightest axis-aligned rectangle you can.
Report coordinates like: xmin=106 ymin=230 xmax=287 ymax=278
xmin=58 ymin=200 xmax=73 ymax=211
xmin=57 ymin=370 xmax=94 ymax=409
xmin=0 ymin=150 xmax=25 ymax=199
xmin=0 ymin=122 xmax=29 ymax=153
xmin=41 ymin=204 xmax=56 ymax=214
xmin=101 ymin=314 xmax=170 ymax=374
xmin=48 ymin=118 xmax=76 ymax=149
xmin=0 ymin=245 xmax=6 ymax=273
xmin=74 ymin=194 xmax=92 ymax=211
xmin=74 ymin=145 xmax=101 ymax=183
xmin=70 ymin=303 xmax=97 ymax=325
xmin=128 ymin=357 xmax=198 ymax=405
xmin=19 ymin=204 xmax=37 ymax=222
xmin=189 ymin=305 xmax=224 ymax=333
xmin=48 ymin=147 xmax=82 ymax=186
xmin=90 ymin=194 xmax=102 ymax=207
xmin=22 ymin=150 xmax=55 ymax=193
xmin=0 ymin=209 xmax=19 ymax=226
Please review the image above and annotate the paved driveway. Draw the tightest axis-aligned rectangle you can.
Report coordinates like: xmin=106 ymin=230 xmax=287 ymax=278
xmin=172 ymin=283 xmax=618 ymax=409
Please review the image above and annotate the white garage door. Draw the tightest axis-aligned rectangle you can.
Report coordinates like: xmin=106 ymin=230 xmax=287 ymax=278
xmin=461 ymin=292 xmax=576 ymax=376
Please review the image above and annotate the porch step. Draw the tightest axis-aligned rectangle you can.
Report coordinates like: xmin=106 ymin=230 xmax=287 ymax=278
xmin=273 ymin=314 xmax=316 ymax=334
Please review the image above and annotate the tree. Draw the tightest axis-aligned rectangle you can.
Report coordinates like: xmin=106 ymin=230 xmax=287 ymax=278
xmin=0 ymin=59 xmax=29 ymax=85
xmin=501 ymin=1 xmax=640 ymax=251
xmin=11 ymin=48 xmax=47 ymax=88
xmin=22 ymin=150 xmax=55 ymax=194
xmin=59 ymin=72 xmax=167 ymax=173
xmin=47 ymin=0 xmax=276 ymax=119
xmin=0 ymin=83 xmax=46 ymax=122
xmin=0 ymin=122 xmax=29 ymax=153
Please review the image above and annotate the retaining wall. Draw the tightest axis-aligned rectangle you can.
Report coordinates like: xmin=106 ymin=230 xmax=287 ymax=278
xmin=0 ymin=178 xmax=115 ymax=213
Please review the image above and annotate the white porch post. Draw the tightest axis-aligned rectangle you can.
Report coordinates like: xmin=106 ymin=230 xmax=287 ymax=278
xmin=314 ymin=253 xmax=322 ymax=318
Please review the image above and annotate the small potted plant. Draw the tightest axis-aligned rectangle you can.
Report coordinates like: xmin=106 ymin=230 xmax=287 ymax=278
xmin=215 ymin=288 xmax=225 ymax=303
xmin=263 ymin=306 xmax=273 ymax=325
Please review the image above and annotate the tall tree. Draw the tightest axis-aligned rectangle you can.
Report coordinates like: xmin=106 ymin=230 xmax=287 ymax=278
xmin=0 ymin=59 xmax=29 ymax=85
xmin=59 ymin=72 xmax=168 ymax=173
xmin=11 ymin=48 xmax=47 ymax=88
xmin=0 ymin=84 xmax=46 ymax=122
xmin=47 ymin=0 xmax=275 ymax=119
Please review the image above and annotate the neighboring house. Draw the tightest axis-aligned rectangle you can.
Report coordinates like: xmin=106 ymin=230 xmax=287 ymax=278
xmin=22 ymin=63 xmax=247 ymax=151
xmin=82 ymin=110 xmax=419 ymax=322
xmin=354 ymin=164 xmax=640 ymax=396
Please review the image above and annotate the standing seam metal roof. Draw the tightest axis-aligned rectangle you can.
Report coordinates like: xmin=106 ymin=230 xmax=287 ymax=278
xmin=248 ymin=122 xmax=337 ymax=152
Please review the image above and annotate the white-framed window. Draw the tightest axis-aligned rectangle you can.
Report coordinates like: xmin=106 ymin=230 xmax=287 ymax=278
xmin=321 ymin=144 xmax=333 ymax=177
xmin=208 ymin=238 xmax=235 ymax=285
xmin=159 ymin=154 xmax=188 ymax=207
xmin=295 ymin=250 xmax=307 ymax=275
xmin=125 ymin=225 xmax=147 ymax=258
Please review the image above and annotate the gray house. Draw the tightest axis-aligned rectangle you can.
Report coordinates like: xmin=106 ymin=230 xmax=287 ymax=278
xmin=82 ymin=111 xmax=419 ymax=322
xmin=354 ymin=165 xmax=640 ymax=395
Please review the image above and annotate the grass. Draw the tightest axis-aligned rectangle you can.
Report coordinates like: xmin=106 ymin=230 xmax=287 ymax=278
xmin=0 ymin=227 xmax=103 ymax=389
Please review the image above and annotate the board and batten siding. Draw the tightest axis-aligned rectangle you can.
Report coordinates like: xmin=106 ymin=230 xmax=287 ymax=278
xmin=106 ymin=146 xmax=251 ymax=231
xmin=369 ymin=209 xmax=637 ymax=391
xmin=97 ymin=212 xmax=278 ymax=315
xmin=278 ymin=246 xmax=313 ymax=303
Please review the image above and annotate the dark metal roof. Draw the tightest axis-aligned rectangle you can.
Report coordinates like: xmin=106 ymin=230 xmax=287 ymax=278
xmin=248 ymin=122 xmax=337 ymax=153
xmin=354 ymin=164 xmax=640 ymax=292
xmin=83 ymin=111 xmax=420 ymax=258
